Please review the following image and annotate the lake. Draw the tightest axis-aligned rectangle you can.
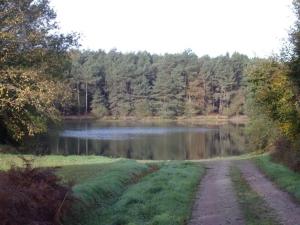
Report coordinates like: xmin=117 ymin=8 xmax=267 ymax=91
xmin=33 ymin=120 xmax=248 ymax=160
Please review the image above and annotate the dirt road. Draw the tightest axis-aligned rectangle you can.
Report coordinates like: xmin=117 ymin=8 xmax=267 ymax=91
xmin=188 ymin=160 xmax=244 ymax=225
xmin=189 ymin=159 xmax=300 ymax=225
xmin=238 ymin=160 xmax=300 ymax=225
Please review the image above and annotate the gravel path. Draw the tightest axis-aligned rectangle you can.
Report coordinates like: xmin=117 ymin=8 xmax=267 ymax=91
xmin=188 ymin=160 xmax=244 ymax=225
xmin=238 ymin=160 xmax=300 ymax=225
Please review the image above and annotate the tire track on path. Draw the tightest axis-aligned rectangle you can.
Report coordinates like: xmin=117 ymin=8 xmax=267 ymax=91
xmin=238 ymin=160 xmax=300 ymax=225
xmin=189 ymin=160 xmax=244 ymax=225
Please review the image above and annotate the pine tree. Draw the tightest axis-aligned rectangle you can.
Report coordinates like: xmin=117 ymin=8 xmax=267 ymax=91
xmin=91 ymin=90 xmax=108 ymax=118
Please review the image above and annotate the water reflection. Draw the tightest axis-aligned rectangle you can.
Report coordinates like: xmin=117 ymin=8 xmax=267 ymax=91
xmin=61 ymin=127 xmax=215 ymax=140
xmin=43 ymin=120 xmax=247 ymax=160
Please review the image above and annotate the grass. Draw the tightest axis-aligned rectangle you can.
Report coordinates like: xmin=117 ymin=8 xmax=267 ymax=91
xmin=65 ymin=159 xmax=150 ymax=224
xmin=82 ymin=162 xmax=204 ymax=225
xmin=231 ymin=166 xmax=280 ymax=225
xmin=254 ymin=155 xmax=300 ymax=201
xmin=0 ymin=153 xmax=204 ymax=225
xmin=57 ymin=161 xmax=135 ymax=184
xmin=0 ymin=153 xmax=118 ymax=171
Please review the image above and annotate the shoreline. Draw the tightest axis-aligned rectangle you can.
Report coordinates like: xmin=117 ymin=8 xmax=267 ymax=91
xmin=0 ymin=153 xmax=258 ymax=171
xmin=63 ymin=114 xmax=249 ymax=124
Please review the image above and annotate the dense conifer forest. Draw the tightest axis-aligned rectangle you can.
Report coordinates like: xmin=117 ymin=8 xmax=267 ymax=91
xmin=64 ymin=50 xmax=250 ymax=118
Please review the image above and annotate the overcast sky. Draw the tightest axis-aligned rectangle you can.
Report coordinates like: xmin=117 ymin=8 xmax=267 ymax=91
xmin=50 ymin=0 xmax=295 ymax=57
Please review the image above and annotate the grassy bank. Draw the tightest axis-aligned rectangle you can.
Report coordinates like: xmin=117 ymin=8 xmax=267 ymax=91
xmin=76 ymin=162 xmax=204 ymax=225
xmin=65 ymin=160 xmax=150 ymax=224
xmin=231 ymin=166 xmax=280 ymax=225
xmin=0 ymin=153 xmax=204 ymax=225
xmin=254 ymin=155 xmax=300 ymax=201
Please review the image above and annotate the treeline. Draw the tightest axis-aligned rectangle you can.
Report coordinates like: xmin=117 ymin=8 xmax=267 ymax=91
xmin=64 ymin=50 xmax=250 ymax=118
xmin=245 ymin=0 xmax=300 ymax=170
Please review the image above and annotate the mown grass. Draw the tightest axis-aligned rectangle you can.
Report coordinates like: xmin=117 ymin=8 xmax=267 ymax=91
xmin=231 ymin=166 xmax=280 ymax=225
xmin=254 ymin=155 xmax=300 ymax=201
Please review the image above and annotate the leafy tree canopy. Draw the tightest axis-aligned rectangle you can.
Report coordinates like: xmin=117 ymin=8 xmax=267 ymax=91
xmin=0 ymin=0 xmax=77 ymax=143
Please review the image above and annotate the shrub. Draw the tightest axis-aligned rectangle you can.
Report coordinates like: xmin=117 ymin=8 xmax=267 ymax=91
xmin=0 ymin=160 xmax=74 ymax=225
xmin=271 ymin=137 xmax=300 ymax=172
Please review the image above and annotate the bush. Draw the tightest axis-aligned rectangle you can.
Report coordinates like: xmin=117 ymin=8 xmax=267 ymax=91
xmin=245 ymin=113 xmax=278 ymax=151
xmin=271 ymin=137 xmax=300 ymax=172
xmin=0 ymin=160 xmax=74 ymax=225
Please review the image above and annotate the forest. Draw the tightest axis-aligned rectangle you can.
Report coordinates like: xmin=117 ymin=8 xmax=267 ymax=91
xmin=65 ymin=50 xmax=249 ymax=118
xmin=2 ymin=1 xmax=300 ymax=225
xmin=1 ymin=0 xmax=300 ymax=167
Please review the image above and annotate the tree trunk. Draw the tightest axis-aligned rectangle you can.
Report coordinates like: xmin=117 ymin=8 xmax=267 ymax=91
xmin=85 ymin=138 xmax=88 ymax=154
xmin=85 ymin=81 xmax=88 ymax=115
xmin=202 ymin=76 xmax=207 ymax=115
xmin=77 ymin=81 xmax=80 ymax=115
xmin=85 ymin=123 xmax=89 ymax=154
xmin=77 ymin=137 xmax=80 ymax=155
xmin=219 ymin=86 xmax=225 ymax=114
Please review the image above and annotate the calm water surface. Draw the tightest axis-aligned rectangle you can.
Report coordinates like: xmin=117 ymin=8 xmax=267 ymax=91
xmin=39 ymin=120 xmax=248 ymax=160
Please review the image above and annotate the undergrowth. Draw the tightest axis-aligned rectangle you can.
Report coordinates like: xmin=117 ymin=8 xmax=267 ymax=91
xmin=0 ymin=159 xmax=73 ymax=225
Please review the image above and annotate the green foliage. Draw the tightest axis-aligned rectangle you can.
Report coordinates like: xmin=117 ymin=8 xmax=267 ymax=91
xmin=0 ymin=0 xmax=77 ymax=143
xmin=67 ymin=50 xmax=250 ymax=118
xmin=288 ymin=0 xmax=300 ymax=86
xmin=245 ymin=88 xmax=278 ymax=151
xmin=134 ymin=100 xmax=152 ymax=117
xmin=244 ymin=1 xmax=300 ymax=164
xmin=0 ymin=69 xmax=60 ymax=141
xmin=184 ymin=99 xmax=200 ymax=117
xmin=231 ymin=166 xmax=280 ymax=225
xmin=246 ymin=59 xmax=300 ymax=141
xmin=254 ymin=155 xmax=300 ymax=201
xmin=0 ymin=0 xmax=77 ymax=76
xmin=223 ymin=89 xmax=245 ymax=116
xmin=91 ymin=90 xmax=108 ymax=118
xmin=245 ymin=113 xmax=278 ymax=151
xmin=247 ymin=59 xmax=300 ymax=156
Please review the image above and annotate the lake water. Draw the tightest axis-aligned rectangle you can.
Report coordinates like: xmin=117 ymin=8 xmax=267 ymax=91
xmin=34 ymin=120 xmax=248 ymax=160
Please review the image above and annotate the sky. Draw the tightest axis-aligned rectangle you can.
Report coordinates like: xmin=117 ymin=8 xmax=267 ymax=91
xmin=50 ymin=0 xmax=295 ymax=57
